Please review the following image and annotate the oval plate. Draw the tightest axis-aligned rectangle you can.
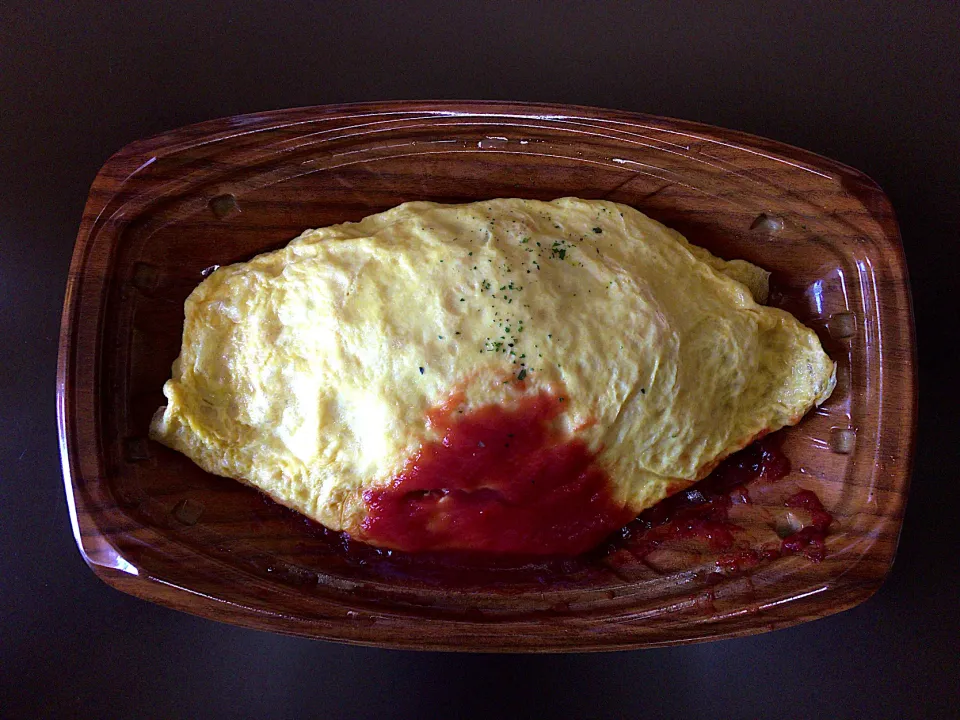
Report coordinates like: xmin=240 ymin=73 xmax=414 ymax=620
xmin=58 ymin=101 xmax=916 ymax=651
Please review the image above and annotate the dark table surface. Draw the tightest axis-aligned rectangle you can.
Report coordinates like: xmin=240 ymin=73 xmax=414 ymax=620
xmin=2 ymin=2 xmax=957 ymax=718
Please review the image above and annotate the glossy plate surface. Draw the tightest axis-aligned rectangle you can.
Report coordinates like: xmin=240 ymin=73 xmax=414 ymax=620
xmin=58 ymin=101 xmax=916 ymax=651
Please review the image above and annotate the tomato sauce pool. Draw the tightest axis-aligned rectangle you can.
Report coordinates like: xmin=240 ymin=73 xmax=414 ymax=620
xmin=361 ymin=392 xmax=635 ymax=555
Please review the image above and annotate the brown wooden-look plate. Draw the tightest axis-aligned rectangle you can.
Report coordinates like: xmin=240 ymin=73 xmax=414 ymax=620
xmin=58 ymin=101 xmax=916 ymax=651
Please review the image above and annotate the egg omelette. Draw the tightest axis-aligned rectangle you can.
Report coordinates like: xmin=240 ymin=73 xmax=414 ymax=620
xmin=150 ymin=198 xmax=836 ymax=555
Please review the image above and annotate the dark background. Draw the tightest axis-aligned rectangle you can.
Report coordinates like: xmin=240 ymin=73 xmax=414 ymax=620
xmin=2 ymin=2 xmax=957 ymax=718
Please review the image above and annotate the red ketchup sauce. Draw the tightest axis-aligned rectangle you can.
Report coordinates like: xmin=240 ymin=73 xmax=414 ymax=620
xmin=781 ymin=490 xmax=833 ymax=562
xmin=603 ymin=440 xmax=834 ymax=568
xmin=605 ymin=439 xmax=792 ymax=563
xmin=360 ymin=391 xmax=635 ymax=555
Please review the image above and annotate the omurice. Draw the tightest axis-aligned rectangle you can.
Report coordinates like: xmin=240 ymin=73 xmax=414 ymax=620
xmin=150 ymin=198 xmax=835 ymax=555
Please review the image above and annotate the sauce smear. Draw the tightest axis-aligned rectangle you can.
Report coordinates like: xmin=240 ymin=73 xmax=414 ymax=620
xmin=781 ymin=490 xmax=833 ymax=562
xmin=610 ymin=439 xmax=792 ymax=560
xmin=603 ymin=441 xmax=835 ymax=568
xmin=361 ymin=392 xmax=633 ymax=555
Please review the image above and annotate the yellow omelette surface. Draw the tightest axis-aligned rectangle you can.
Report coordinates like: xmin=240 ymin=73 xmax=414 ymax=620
xmin=150 ymin=198 xmax=835 ymax=539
